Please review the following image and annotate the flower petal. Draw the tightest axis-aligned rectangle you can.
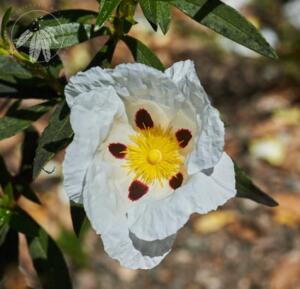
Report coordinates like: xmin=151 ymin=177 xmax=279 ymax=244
xmin=126 ymin=99 xmax=171 ymax=131
xmin=127 ymin=153 xmax=236 ymax=241
xmin=188 ymin=105 xmax=225 ymax=174
xmin=63 ymin=85 xmax=125 ymax=203
xmin=65 ymin=67 xmax=115 ymax=107
xmin=109 ymin=63 xmax=184 ymax=108
xmin=168 ymin=109 xmax=197 ymax=155
xmin=165 ymin=60 xmax=225 ymax=172
xmin=101 ymin=220 xmax=175 ymax=269
xmin=83 ymin=153 xmax=174 ymax=269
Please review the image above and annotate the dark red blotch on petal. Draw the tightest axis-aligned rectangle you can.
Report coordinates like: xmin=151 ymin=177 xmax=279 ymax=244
xmin=169 ymin=173 xmax=183 ymax=190
xmin=128 ymin=180 xmax=149 ymax=201
xmin=108 ymin=143 xmax=127 ymax=159
xmin=135 ymin=108 xmax=154 ymax=129
xmin=176 ymin=129 xmax=192 ymax=148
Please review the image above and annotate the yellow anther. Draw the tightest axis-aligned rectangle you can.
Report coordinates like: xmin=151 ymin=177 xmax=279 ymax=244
xmin=147 ymin=149 xmax=162 ymax=164
xmin=126 ymin=127 xmax=183 ymax=184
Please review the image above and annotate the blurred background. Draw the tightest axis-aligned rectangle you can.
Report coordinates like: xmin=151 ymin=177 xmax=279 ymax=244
xmin=0 ymin=0 xmax=300 ymax=288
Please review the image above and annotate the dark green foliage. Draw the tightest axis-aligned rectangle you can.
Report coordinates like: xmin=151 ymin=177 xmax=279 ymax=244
xmin=139 ymin=0 xmax=171 ymax=34
xmin=123 ymin=35 xmax=165 ymax=70
xmin=1 ymin=7 xmax=13 ymax=47
xmin=95 ymin=0 xmax=122 ymax=29
xmin=10 ymin=210 xmax=73 ymax=289
xmin=235 ymin=163 xmax=278 ymax=207
xmin=0 ymin=100 xmax=55 ymax=140
xmin=171 ymin=0 xmax=278 ymax=58
xmin=33 ymin=101 xmax=73 ymax=178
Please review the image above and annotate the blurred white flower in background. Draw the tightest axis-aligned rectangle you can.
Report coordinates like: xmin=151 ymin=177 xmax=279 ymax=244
xmin=224 ymin=0 xmax=251 ymax=10
xmin=283 ymin=0 xmax=300 ymax=29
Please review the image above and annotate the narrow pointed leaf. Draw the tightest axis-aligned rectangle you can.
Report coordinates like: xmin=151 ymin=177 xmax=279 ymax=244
xmin=86 ymin=37 xmax=117 ymax=69
xmin=0 ymin=228 xmax=18 ymax=280
xmin=139 ymin=0 xmax=158 ymax=25
xmin=0 ymin=55 xmax=58 ymax=98
xmin=170 ymin=0 xmax=277 ymax=58
xmin=157 ymin=1 xmax=172 ymax=34
xmin=95 ymin=0 xmax=122 ymax=29
xmin=0 ymin=100 xmax=54 ymax=140
xmin=13 ymin=10 xmax=108 ymax=50
xmin=70 ymin=203 xmax=87 ymax=237
xmin=139 ymin=0 xmax=171 ymax=33
xmin=235 ymin=163 xmax=278 ymax=207
xmin=1 ymin=7 xmax=12 ymax=46
xmin=122 ymin=35 xmax=164 ymax=71
xmin=0 ymin=154 xmax=11 ymax=189
xmin=10 ymin=210 xmax=72 ymax=289
xmin=33 ymin=101 xmax=73 ymax=178
xmin=19 ymin=127 xmax=39 ymax=183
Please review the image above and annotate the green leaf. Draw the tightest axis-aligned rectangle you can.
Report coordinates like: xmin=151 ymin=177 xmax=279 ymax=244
xmin=86 ymin=37 xmax=117 ymax=69
xmin=1 ymin=7 xmax=12 ymax=46
xmin=11 ymin=210 xmax=73 ymax=289
xmin=0 ymin=55 xmax=58 ymax=99
xmin=157 ymin=1 xmax=172 ymax=34
xmin=33 ymin=101 xmax=73 ymax=178
xmin=95 ymin=0 xmax=122 ymax=29
xmin=139 ymin=0 xmax=171 ymax=33
xmin=0 ymin=222 xmax=9 ymax=246
xmin=70 ymin=203 xmax=87 ymax=237
xmin=235 ymin=163 xmax=278 ymax=207
xmin=122 ymin=35 xmax=165 ymax=71
xmin=0 ymin=100 xmax=55 ymax=141
xmin=9 ymin=209 xmax=39 ymax=237
xmin=170 ymin=0 xmax=278 ymax=59
xmin=13 ymin=10 xmax=109 ymax=49
xmin=13 ymin=127 xmax=41 ymax=203
xmin=0 ymin=55 xmax=32 ymax=83
xmin=41 ymin=9 xmax=108 ymax=49
xmin=0 ymin=228 xmax=18 ymax=279
xmin=18 ymin=127 xmax=39 ymax=183
xmin=27 ymin=229 xmax=72 ymax=289
xmin=56 ymin=228 xmax=87 ymax=267
xmin=0 ymin=154 xmax=11 ymax=189
xmin=139 ymin=0 xmax=158 ymax=25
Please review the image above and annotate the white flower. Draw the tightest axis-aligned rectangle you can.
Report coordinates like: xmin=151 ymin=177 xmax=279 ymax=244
xmin=63 ymin=60 xmax=236 ymax=269
xmin=283 ymin=0 xmax=300 ymax=29
xmin=224 ymin=0 xmax=250 ymax=10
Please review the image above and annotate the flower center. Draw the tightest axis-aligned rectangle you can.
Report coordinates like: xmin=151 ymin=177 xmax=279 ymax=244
xmin=126 ymin=127 xmax=183 ymax=184
xmin=147 ymin=149 xmax=162 ymax=164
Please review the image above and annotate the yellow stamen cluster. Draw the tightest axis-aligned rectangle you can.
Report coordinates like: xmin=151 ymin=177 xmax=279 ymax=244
xmin=126 ymin=127 xmax=183 ymax=184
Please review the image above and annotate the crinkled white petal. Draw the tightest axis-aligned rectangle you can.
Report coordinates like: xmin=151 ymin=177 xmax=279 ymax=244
xmin=108 ymin=63 xmax=184 ymax=109
xmin=165 ymin=60 xmax=225 ymax=173
xmin=127 ymin=153 xmax=236 ymax=241
xmin=165 ymin=60 xmax=209 ymax=111
xmin=83 ymin=153 xmax=175 ymax=269
xmin=187 ymin=105 xmax=225 ymax=174
xmin=63 ymin=87 xmax=126 ymax=203
xmin=65 ymin=66 xmax=115 ymax=107
xmin=101 ymin=221 xmax=175 ymax=269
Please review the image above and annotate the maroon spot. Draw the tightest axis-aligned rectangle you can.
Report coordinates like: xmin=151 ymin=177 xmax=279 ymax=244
xmin=169 ymin=173 xmax=183 ymax=190
xmin=128 ymin=180 xmax=149 ymax=201
xmin=135 ymin=109 xmax=154 ymax=129
xmin=175 ymin=129 xmax=192 ymax=148
xmin=108 ymin=143 xmax=127 ymax=159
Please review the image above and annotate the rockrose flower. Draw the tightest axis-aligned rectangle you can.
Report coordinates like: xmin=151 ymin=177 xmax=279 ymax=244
xmin=63 ymin=60 xmax=236 ymax=269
